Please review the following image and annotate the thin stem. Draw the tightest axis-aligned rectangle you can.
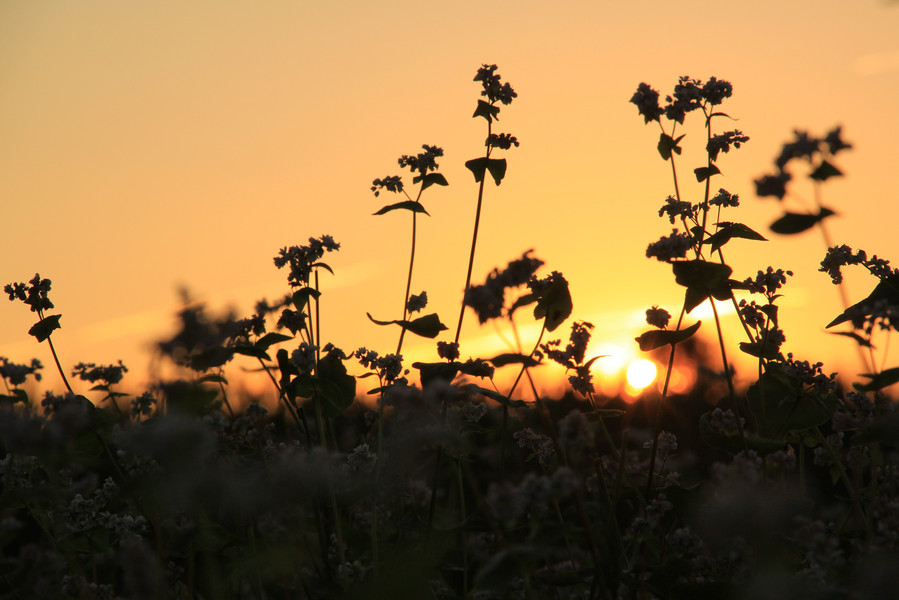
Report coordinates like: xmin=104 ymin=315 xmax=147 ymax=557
xmin=646 ymin=307 xmax=685 ymax=496
xmin=396 ymin=209 xmax=418 ymax=355
xmin=455 ymin=121 xmax=493 ymax=345
xmin=45 ymin=334 xmax=74 ymax=394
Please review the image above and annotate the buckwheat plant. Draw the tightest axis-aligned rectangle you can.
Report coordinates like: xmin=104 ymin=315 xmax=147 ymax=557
xmin=370 ymin=144 xmax=449 ymax=355
xmin=5 ymin=274 xmax=75 ymax=394
xmin=455 ymin=64 xmax=519 ymax=344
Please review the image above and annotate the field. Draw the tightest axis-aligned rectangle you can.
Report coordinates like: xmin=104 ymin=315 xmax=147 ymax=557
xmin=2 ymin=68 xmax=898 ymax=600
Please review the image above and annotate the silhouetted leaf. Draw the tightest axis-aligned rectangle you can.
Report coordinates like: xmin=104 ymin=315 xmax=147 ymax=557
xmin=635 ymin=321 xmax=701 ymax=351
xmin=28 ymin=314 xmax=62 ymax=342
xmin=829 ymin=331 xmax=873 ymax=348
xmin=373 ymin=201 xmax=430 ymax=216
xmin=459 ymin=359 xmax=494 ymax=378
xmin=413 ymin=361 xmax=462 ymax=386
xmin=292 ymin=288 xmax=321 ymax=309
xmin=412 ymin=172 xmax=449 ymax=191
xmin=233 ymin=344 xmax=271 ymax=361
xmin=703 ymin=222 xmax=767 ymax=253
xmin=739 ymin=341 xmax=782 ymax=360
xmin=672 ymin=261 xmax=733 ymax=312
xmin=827 ymin=274 xmax=899 ymax=328
xmin=769 ymin=208 xmax=835 ymax=234
xmin=657 ymin=133 xmax=685 ymax=161
xmin=197 ymin=373 xmax=228 ymax=385
xmin=853 ymin=367 xmax=899 ymax=392
xmin=488 ymin=353 xmax=539 ymax=368
xmin=366 ymin=312 xmax=448 ymax=338
xmin=810 ymin=160 xmax=842 ymax=181
xmin=315 ymin=352 xmax=356 ymax=417
xmin=746 ymin=364 xmax=838 ymax=439
xmin=472 ymin=99 xmax=500 ymax=122
xmin=465 ymin=157 xmax=488 ymax=182
xmin=694 ymin=164 xmax=721 ymax=182
xmin=486 ymin=158 xmax=507 ymax=185
xmin=255 ymin=332 xmax=292 ymax=351
xmin=461 ymin=385 xmax=527 ymax=408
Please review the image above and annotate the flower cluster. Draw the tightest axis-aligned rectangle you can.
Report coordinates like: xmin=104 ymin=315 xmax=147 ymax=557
xmin=71 ymin=361 xmax=128 ymax=386
xmin=709 ymin=188 xmax=740 ymax=207
xmin=819 ymin=244 xmax=897 ymax=285
xmin=370 ymin=175 xmax=403 ymax=197
xmin=5 ymin=273 xmax=54 ymax=313
xmin=486 ymin=133 xmax=519 ymax=150
xmin=707 ymin=130 xmax=749 ymax=161
xmin=743 ymin=266 xmax=793 ymax=296
xmin=645 ymin=306 xmax=671 ymax=329
xmin=273 ymin=235 xmax=340 ymax=288
xmin=464 ymin=250 xmax=544 ymax=323
xmin=0 ymin=357 xmax=43 ymax=386
xmin=630 ymin=76 xmax=735 ymax=125
xmin=397 ymin=144 xmax=444 ymax=174
xmin=645 ymin=229 xmax=692 ymax=262
xmin=474 ymin=64 xmax=517 ymax=105
xmin=657 ymin=195 xmax=695 ymax=224
xmin=755 ymin=126 xmax=851 ymax=200
xmin=406 ymin=291 xmax=428 ymax=314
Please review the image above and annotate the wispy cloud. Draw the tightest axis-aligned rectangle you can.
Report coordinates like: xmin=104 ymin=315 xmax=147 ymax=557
xmin=855 ymin=49 xmax=899 ymax=76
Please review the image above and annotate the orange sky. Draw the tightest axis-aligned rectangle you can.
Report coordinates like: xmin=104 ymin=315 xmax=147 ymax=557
xmin=2 ymin=0 xmax=898 ymax=398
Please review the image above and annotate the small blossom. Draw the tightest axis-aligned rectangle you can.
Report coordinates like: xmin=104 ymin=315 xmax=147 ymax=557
xmin=630 ymin=82 xmax=663 ymax=123
xmin=0 ymin=357 xmax=43 ymax=386
xmin=71 ymin=361 xmax=128 ymax=385
xmin=823 ymin=125 xmax=852 ymax=154
xmin=743 ymin=266 xmax=793 ymax=296
xmin=701 ymin=77 xmax=733 ymax=105
xmin=709 ymin=188 xmax=739 ymax=207
xmin=707 ymin=130 xmax=749 ymax=161
xmin=371 ymin=175 xmax=403 ymax=197
xmin=406 ymin=291 xmax=428 ymax=314
xmin=646 ymin=230 xmax=692 ymax=262
xmin=658 ymin=195 xmax=695 ymax=224
xmin=645 ymin=306 xmax=671 ymax=329
xmin=436 ymin=341 xmax=460 ymax=361
xmin=754 ymin=171 xmax=791 ymax=200
xmin=486 ymin=133 xmax=519 ymax=150
xmin=4 ymin=273 xmax=54 ymax=313
xmin=474 ymin=64 xmax=517 ymax=105
xmin=398 ymin=145 xmax=444 ymax=174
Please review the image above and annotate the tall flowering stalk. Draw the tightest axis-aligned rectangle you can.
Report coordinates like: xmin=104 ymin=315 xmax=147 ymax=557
xmin=454 ymin=64 xmax=519 ymax=344
xmin=5 ymin=274 xmax=75 ymax=394
xmin=371 ymin=144 xmax=448 ymax=355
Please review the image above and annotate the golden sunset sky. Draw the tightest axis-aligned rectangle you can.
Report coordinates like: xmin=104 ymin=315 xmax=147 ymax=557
xmin=2 ymin=0 xmax=898 ymax=397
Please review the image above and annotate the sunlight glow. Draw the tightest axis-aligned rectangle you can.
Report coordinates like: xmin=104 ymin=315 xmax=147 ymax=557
xmin=626 ymin=359 xmax=657 ymax=390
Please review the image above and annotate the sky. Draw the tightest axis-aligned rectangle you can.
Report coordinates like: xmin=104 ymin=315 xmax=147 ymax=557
xmin=2 ymin=0 xmax=898 ymax=399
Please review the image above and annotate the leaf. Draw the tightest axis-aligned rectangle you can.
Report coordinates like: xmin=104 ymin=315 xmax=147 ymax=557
xmin=0 ymin=389 xmax=29 ymax=405
xmin=703 ymin=223 xmax=768 ymax=253
xmin=829 ymin=331 xmax=873 ymax=348
xmin=746 ymin=364 xmax=838 ymax=439
xmin=413 ymin=361 xmax=462 ymax=386
xmin=461 ymin=384 xmax=528 ymax=408
xmin=533 ymin=276 xmax=572 ymax=332
xmin=28 ymin=314 xmax=62 ymax=342
xmin=233 ymin=344 xmax=272 ymax=361
xmin=769 ymin=207 xmax=836 ymax=234
xmin=488 ymin=353 xmax=539 ymax=368
xmin=738 ymin=341 xmax=782 ymax=360
xmin=196 ymin=373 xmax=229 ymax=385
xmin=826 ymin=273 xmax=899 ymax=328
xmin=486 ymin=158 xmax=508 ymax=185
xmin=292 ymin=288 xmax=320 ymax=309
xmin=672 ymin=261 xmax=733 ymax=312
xmin=406 ymin=313 xmax=449 ymax=338
xmin=657 ymin=133 xmax=685 ymax=161
xmin=472 ymin=99 xmax=500 ymax=122
xmin=694 ymin=164 xmax=721 ymax=182
xmin=314 ymin=352 xmax=356 ymax=417
xmin=413 ymin=172 xmax=449 ymax=191
xmin=465 ymin=157 xmax=488 ymax=182
xmin=635 ymin=321 xmax=701 ymax=351
xmin=372 ymin=201 xmax=430 ymax=216
xmin=366 ymin=312 xmax=448 ymax=338
xmin=810 ymin=160 xmax=842 ymax=181
xmin=853 ymin=367 xmax=899 ymax=392
xmin=255 ymin=332 xmax=293 ymax=351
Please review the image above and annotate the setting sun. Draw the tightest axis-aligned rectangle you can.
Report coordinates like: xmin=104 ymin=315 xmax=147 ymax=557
xmin=626 ymin=358 xmax=658 ymax=390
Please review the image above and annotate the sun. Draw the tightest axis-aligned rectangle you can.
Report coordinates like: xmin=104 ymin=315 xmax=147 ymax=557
xmin=626 ymin=358 xmax=658 ymax=390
